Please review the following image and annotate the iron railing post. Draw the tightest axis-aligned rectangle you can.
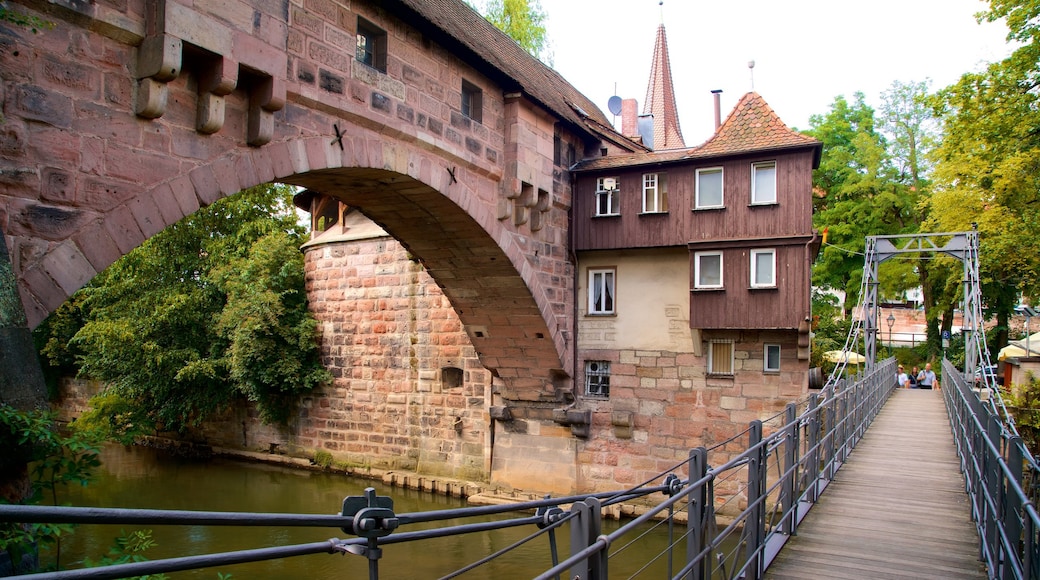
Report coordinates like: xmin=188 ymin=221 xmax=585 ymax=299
xmin=807 ymin=393 xmax=821 ymax=502
xmin=747 ymin=420 xmax=765 ymax=580
xmin=686 ymin=447 xmax=709 ymax=580
xmin=984 ymin=413 xmax=1001 ymax=568
xmin=569 ymin=500 xmax=592 ymax=580
xmin=823 ymin=386 xmax=836 ymax=481
xmin=781 ymin=403 xmax=798 ymax=536
xmin=567 ymin=497 xmax=604 ymax=580
xmin=1005 ymin=437 xmax=1023 ymax=580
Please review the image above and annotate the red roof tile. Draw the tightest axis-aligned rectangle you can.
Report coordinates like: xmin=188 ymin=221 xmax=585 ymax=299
xmin=694 ymin=92 xmax=818 ymax=156
xmin=573 ymin=92 xmax=820 ymax=172
xmin=644 ymin=24 xmax=684 ymax=150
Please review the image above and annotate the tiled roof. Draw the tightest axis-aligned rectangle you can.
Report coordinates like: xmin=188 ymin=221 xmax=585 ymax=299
xmin=643 ymin=24 xmax=684 ymax=150
xmin=573 ymin=92 xmax=821 ymax=172
xmin=694 ymin=92 xmax=819 ymax=156
xmin=394 ymin=0 xmax=613 ymax=134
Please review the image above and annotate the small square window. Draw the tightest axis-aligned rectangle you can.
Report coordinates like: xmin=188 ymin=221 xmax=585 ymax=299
xmin=588 ymin=268 xmax=615 ymax=315
xmin=752 ymin=161 xmax=777 ymax=205
xmin=585 ymin=361 xmax=610 ymax=397
xmin=356 ymin=17 xmax=387 ymax=73
xmin=709 ymin=341 xmax=734 ymax=375
xmin=750 ymin=249 xmax=776 ymax=288
xmin=695 ymin=252 xmax=723 ymax=289
xmin=595 ymin=177 xmax=620 ymax=217
xmin=764 ymin=344 xmax=781 ymax=372
xmin=642 ymin=173 xmax=668 ymax=213
xmin=696 ymin=167 xmax=724 ymax=209
xmin=461 ymin=79 xmax=482 ymax=122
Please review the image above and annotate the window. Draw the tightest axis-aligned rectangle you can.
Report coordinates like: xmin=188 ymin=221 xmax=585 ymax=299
xmin=708 ymin=341 xmax=734 ymax=375
xmin=750 ymin=249 xmax=776 ymax=288
xmin=585 ymin=361 xmax=610 ymax=397
xmin=595 ymin=177 xmax=620 ymax=217
xmin=694 ymin=252 xmax=723 ymax=289
xmin=588 ymin=268 xmax=615 ymax=314
xmin=642 ymin=173 xmax=668 ymax=213
xmin=764 ymin=345 xmax=781 ymax=372
xmin=751 ymin=161 xmax=777 ymax=204
xmin=695 ymin=167 xmax=723 ymax=208
xmin=356 ymin=17 xmax=387 ymax=72
xmin=461 ymin=79 xmax=482 ymax=122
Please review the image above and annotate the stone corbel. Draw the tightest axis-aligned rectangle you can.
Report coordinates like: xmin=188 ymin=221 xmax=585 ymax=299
xmin=552 ymin=407 xmax=591 ymax=438
xmin=247 ymin=75 xmax=285 ymax=147
xmin=135 ymin=33 xmax=181 ymax=119
xmin=513 ymin=182 xmax=534 ymax=227
xmin=196 ymin=56 xmax=238 ymax=134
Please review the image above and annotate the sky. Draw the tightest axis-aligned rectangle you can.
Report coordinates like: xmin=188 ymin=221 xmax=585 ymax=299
xmin=538 ymin=0 xmax=1015 ymax=145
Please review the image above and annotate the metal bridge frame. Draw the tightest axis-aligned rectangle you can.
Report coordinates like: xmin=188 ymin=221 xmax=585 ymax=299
xmin=862 ymin=230 xmax=987 ymax=380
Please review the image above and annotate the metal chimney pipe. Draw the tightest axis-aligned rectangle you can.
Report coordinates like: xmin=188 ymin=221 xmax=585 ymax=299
xmin=711 ymin=89 xmax=723 ymax=130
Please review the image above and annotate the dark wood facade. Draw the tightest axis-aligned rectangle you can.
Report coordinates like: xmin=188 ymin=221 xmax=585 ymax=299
xmin=686 ymin=238 xmax=814 ymax=329
xmin=572 ymin=149 xmax=815 ymax=250
xmin=572 ymin=140 xmax=819 ymax=331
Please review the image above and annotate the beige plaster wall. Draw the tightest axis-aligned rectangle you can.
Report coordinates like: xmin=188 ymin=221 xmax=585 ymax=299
xmin=577 ymin=248 xmax=694 ymax=353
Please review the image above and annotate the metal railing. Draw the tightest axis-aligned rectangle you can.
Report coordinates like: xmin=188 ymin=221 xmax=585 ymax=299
xmin=1 ymin=361 xmax=896 ymax=579
xmin=943 ymin=359 xmax=1040 ymax=580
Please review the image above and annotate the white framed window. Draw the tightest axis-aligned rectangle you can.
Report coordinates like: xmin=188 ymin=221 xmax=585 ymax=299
xmin=695 ymin=167 xmax=724 ymax=209
xmin=595 ymin=177 xmax=620 ymax=217
xmin=750 ymin=249 xmax=776 ymax=288
xmin=642 ymin=173 xmax=668 ymax=213
xmin=694 ymin=252 xmax=723 ymax=289
xmin=708 ymin=341 xmax=734 ymax=375
xmin=751 ymin=161 xmax=777 ymax=205
xmin=585 ymin=360 xmax=610 ymax=397
xmin=764 ymin=344 xmax=781 ymax=372
xmin=588 ymin=268 xmax=615 ymax=315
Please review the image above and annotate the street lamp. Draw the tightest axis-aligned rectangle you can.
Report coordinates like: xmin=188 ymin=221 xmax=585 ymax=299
xmin=886 ymin=313 xmax=896 ymax=358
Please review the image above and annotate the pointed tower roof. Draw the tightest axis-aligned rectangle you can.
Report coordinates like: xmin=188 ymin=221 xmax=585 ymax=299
xmin=695 ymin=92 xmax=820 ymax=158
xmin=643 ymin=22 xmax=684 ymax=150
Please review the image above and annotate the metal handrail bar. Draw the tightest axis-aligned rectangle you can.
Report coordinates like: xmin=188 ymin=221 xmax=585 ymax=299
xmin=536 ymin=359 xmax=897 ymax=580
xmin=943 ymin=358 xmax=1040 ymax=580
xmin=3 ymin=360 xmax=896 ymax=580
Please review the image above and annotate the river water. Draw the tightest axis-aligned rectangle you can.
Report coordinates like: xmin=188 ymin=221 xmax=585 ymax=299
xmin=53 ymin=445 xmax=683 ymax=578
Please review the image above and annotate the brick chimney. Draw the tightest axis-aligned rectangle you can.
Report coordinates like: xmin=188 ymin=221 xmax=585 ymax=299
xmin=621 ymin=98 xmax=638 ymax=139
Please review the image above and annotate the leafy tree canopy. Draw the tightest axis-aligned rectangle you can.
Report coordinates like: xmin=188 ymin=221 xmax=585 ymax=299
xmin=927 ymin=0 xmax=1040 ymax=343
xmin=807 ymin=92 xmax=925 ymax=309
xmin=469 ymin=0 xmax=551 ymax=62
xmin=35 ymin=185 xmax=330 ymax=432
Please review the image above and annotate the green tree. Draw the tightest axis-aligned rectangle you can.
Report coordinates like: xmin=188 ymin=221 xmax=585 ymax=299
xmin=928 ymin=0 xmax=1040 ymax=351
xmin=36 ymin=185 xmax=330 ymax=432
xmin=470 ymin=0 xmax=550 ymax=62
xmin=808 ymin=93 xmax=920 ymax=313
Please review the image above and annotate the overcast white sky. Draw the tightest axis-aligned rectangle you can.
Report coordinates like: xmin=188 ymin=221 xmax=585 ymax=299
xmin=538 ymin=0 xmax=1014 ymax=145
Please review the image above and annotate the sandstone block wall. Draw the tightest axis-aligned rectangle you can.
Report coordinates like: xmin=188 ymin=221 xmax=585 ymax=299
xmin=576 ymin=332 xmax=806 ymax=494
xmin=297 ymin=235 xmax=492 ymax=481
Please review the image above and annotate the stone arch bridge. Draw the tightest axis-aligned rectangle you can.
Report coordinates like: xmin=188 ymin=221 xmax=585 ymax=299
xmin=1 ymin=0 xmax=626 ymax=408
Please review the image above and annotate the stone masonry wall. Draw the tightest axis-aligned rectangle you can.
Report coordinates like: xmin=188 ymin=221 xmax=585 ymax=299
xmin=576 ymin=331 xmax=805 ymax=496
xmin=296 ymin=235 xmax=492 ymax=482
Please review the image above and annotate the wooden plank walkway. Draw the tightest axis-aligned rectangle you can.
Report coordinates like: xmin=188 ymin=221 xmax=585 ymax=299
xmin=765 ymin=388 xmax=987 ymax=579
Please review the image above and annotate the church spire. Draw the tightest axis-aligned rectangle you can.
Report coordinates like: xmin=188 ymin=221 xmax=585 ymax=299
xmin=643 ymin=8 xmax=684 ymax=150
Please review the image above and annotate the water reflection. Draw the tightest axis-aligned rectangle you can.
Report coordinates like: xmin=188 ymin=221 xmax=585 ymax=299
xmin=55 ymin=445 xmax=680 ymax=578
